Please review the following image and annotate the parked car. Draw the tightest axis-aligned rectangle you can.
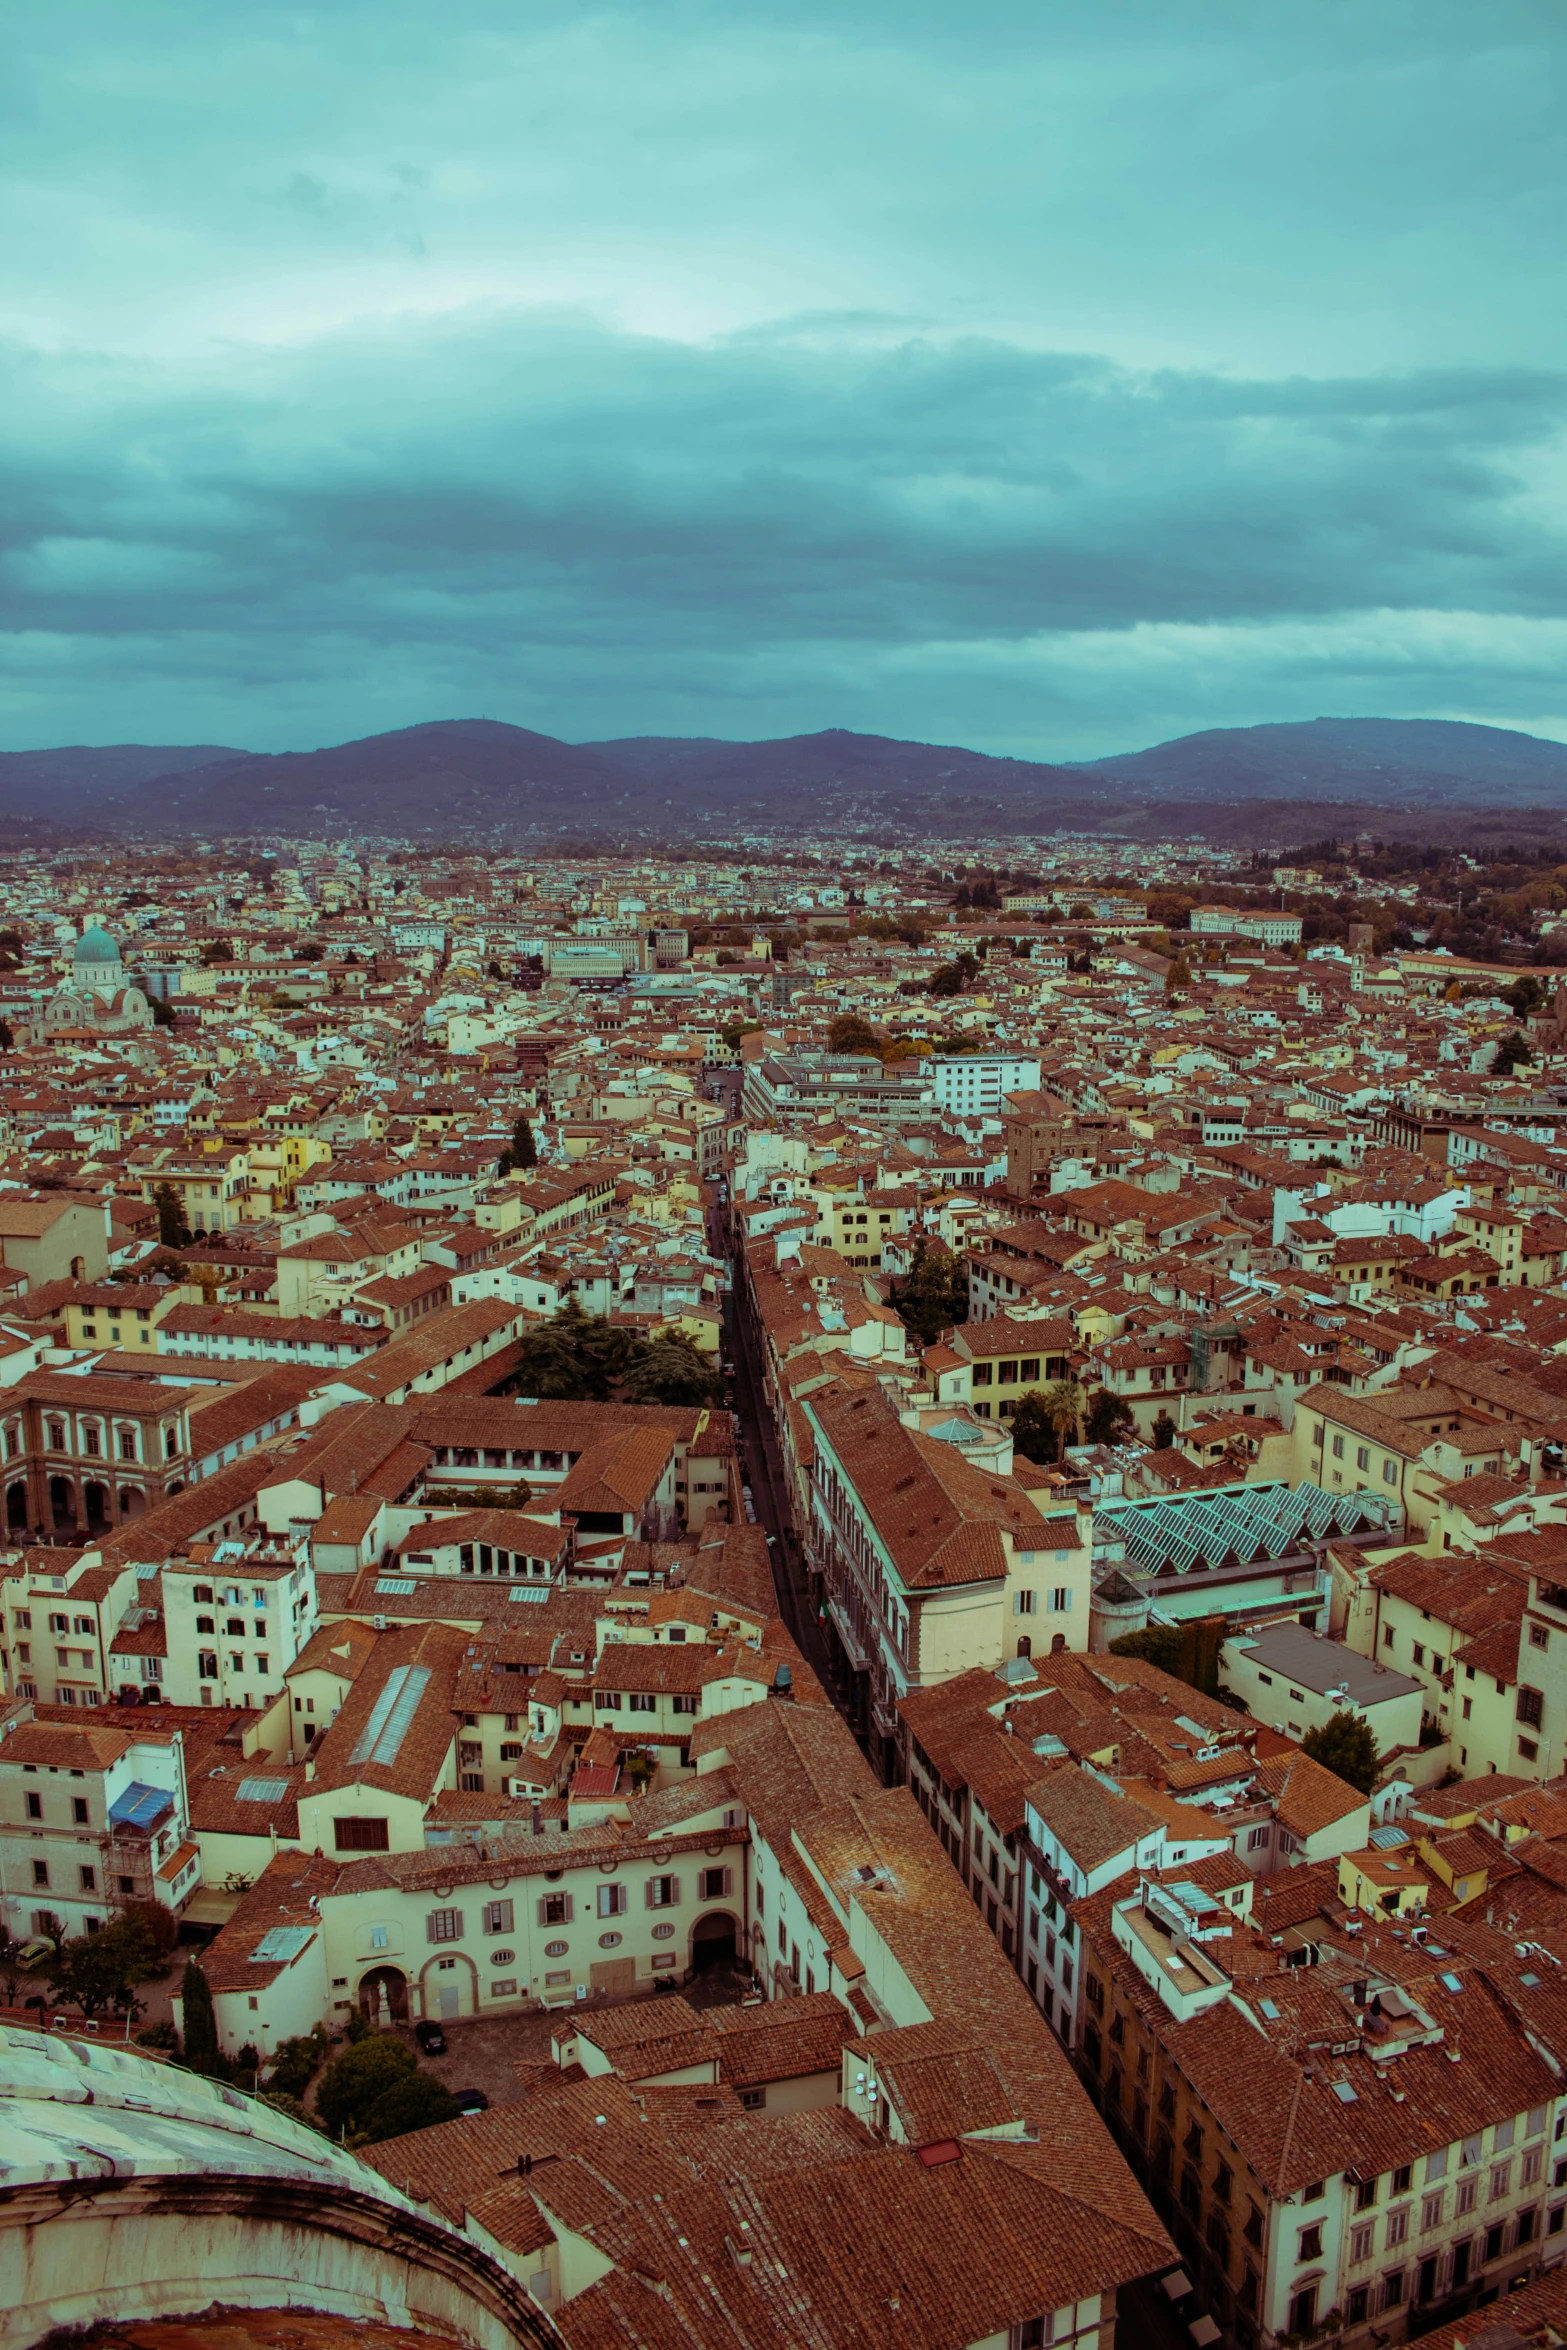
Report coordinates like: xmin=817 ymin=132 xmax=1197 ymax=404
xmin=414 ymin=2020 xmax=447 ymax=2054
xmin=452 ymin=2088 xmax=489 ymax=2114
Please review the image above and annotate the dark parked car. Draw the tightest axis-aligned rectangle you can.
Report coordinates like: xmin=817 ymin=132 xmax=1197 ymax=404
xmin=414 ymin=2021 xmax=447 ymax=2054
xmin=452 ymin=2088 xmax=489 ymax=2114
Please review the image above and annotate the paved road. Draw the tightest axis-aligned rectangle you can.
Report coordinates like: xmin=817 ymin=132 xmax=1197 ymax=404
xmin=709 ymin=1205 xmax=845 ymax=1708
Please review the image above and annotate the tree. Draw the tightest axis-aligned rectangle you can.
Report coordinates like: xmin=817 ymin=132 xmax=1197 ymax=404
xmin=828 ymin=1011 xmax=880 ymax=1055
xmin=511 ymin=1114 xmax=538 ymax=1169
xmin=1492 ymin=1030 xmax=1534 ymax=1076
xmin=1085 ymin=1387 xmax=1136 ymax=1446
xmin=622 ymin=1332 xmax=723 ymax=1407
xmin=1504 ymin=972 xmax=1546 ymax=1021
xmin=1040 ymin=1377 xmax=1087 ymax=1459
xmin=1007 ymin=1389 xmax=1058 ymax=1466
xmin=153 ymin=1182 xmax=190 ymax=1250
xmin=358 ymin=2071 xmax=462 ymax=2144
xmin=199 ymin=938 xmax=234 ymax=964
xmin=315 ymin=2033 xmax=419 ymax=2140
xmin=1301 ymin=1710 xmax=1380 ymax=1796
xmin=889 ymin=1236 xmax=968 ymax=1346
xmin=511 ymin=1298 xmax=643 ymax=1402
xmin=179 ymin=1958 xmax=226 ymax=2076
xmin=1165 ymin=955 xmax=1192 ymax=998
xmin=38 ymin=1915 xmax=158 ymax=2022
xmin=259 ymin=2090 xmax=324 ymax=2132
xmin=1151 ymin=1408 xmax=1177 ymax=1450
xmin=0 ymin=1016 xmax=12 ymax=1051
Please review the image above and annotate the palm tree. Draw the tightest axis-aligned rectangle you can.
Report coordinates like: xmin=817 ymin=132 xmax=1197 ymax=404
xmin=1039 ymin=1377 xmax=1087 ymax=1462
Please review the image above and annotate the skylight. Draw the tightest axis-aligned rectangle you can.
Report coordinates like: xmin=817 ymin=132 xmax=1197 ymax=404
xmin=348 ymin=1662 xmax=432 ymax=1768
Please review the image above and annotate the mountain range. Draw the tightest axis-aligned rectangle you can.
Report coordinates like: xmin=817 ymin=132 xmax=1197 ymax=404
xmin=5 ymin=714 xmax=1567 ymax=846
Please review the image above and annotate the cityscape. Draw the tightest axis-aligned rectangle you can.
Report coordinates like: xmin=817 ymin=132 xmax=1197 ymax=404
xmin=5 ymin=2 xmax=1567 ymax=2348
xmin=6 ymin=815 xmax=1567 ymax=2350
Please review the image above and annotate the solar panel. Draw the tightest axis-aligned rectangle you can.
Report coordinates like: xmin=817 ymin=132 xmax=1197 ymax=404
xmin=375 ymin=1577 xmax=417 ymax=1595
xmin=252 ymin=1926 xmax=313 ymax=1963
xmin=237 ymin=1776 xmax=290 ymax=1803
xmin=348 ymin=1662 xmax=432 ymax=1768
xmin=136 ymin=1562 xmax=159 ymax=1582
xmin=509 ymin=1585 xmax=550 ymax=1602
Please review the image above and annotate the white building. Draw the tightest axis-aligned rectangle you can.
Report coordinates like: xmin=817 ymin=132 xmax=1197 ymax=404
xmin=930 ymin=1052 xmax=1042 ymax=1116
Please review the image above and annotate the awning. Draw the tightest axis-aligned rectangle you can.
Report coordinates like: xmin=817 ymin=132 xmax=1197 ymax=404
xmin=1161 ymin=2272 xmax=1193 ymax=2303
xmin=1189 ymin=2320 xmax=1221 ymax=2349
xmin=182 ymin=1887 xmax=243 ymax=1926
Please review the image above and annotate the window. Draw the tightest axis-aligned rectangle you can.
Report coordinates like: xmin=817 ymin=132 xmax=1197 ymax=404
xmin=1531 ymin=1623 xmax=1550 ymax=1650
xmin=426 ymin=1908 xmax=463 ymax=1943
xmin=1519 ymin=1685 xmax=1545 ymax=1729
xmin=1355 ymin=2178 xmax=1377 ymax=2212
xmin=333 ymin=1816 xmax=389 ymax=1852
xmin=1457 ymin=2177 xmax=1478 ymax=2216
xmin=597 ymin=1883 xmax=628 ymax=1918
xmin=1381 ymin=2270 xmax=1405 ymax=2311
xmin=1331 ymin=1433 xmax=1344 ymax=1459
xmin=1422 ymin=2191 xmax=1445 ymax=2232
xmin=538 ymin=1892 xmax=573 ymax=1926
xmin=647 ymin=1874 xmax=680 ymax=1907
xmin=1356 ymin=1445 xmax=1370 ymax=1471
xmin=1491 ymin=2161 xmax=1513 ymax=2201
xmin=698 ymin=1866 xmax=732 ymax=1900
xmin=1393 ymin=2164 xmax=1412 ymax=2195
xmin=483 ymin=1899 xmax=514 ymax=1934
xmin=25 ymin=1792 xmax=41 ymax=1820
xmin=1350 ymin=2222 xmax=1375 ymax=2264
xmin=198 ymin=1652 xmax=217 ymax=1679
xmin=1299 ymin=2223 xmax=1323 ymax=2261
xmin=1014 ymin=1589 xmax=1036 ymax=1617
xmin=1385 ymin=2207 xmax=1408 ymax=2248
xmin=1050 ymin=1587 xmax=1072 ymax=1614
xmin=32 ymin=1861 xmax=49 ymax=1888
xmin=72 ymin=1797 xmax=88 ymax=1824
xmin=79 ymin=1865 xmax=96 ymax=1892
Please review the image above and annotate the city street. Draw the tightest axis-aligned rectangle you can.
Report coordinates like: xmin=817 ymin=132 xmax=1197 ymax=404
xmin=709 ymin=1200 xmax=846 ymax=1709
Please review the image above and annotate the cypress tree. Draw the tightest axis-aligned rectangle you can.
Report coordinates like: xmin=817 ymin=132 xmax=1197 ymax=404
xmin=512 ymin=1114 xmax=538 ymax=1169
xmin=180 ymin=1958 xmax=224 ymax=2076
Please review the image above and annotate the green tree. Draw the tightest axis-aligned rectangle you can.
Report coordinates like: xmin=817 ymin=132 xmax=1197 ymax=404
xmin=153 ymin=1182 xmax=190 ymax=1250
xmin=1504 ymin=973 xmax=1546 ymax=1021
xmin=0 ymin=1016 xmax=13 ymax=1051
xmin=1301 ymin=1710 xmax=1380 ymax=1795
xmin=889 ymin=1236 xmax=968 ymax=1346
xmin=511 ymin=1298 xmax=644 ymax=1402
xmin=621 ymin=1332 xmax=723 ymax=1407
xmin=1007 ymin=1389 xmax=1057 ymax=1466
xmin=1151 ymin=1408 xmax=1177 ymax=1449
xmin=315 ymin=2033 xmax=419 ymax=2140
xmin=828 ymin=1011 xmax=880 ymax=1055
xmin=179 ymin=1958 xmax=226 ymax=2077
xmin=41 ymin=1912 xmax=158 ymax=2020
xmin=1085 ymin=1387 xmax=1136 ymax=1446
xmin=1040 ymin=1377 xmax=1087 ymax=1459
xmin=1165 ymin=955 xmax=1193 ymax=998
xmin=511 ymin=1114 xmax=538 ymax=1169
xmin=357 ymin=2071 xmax=462 ymax=2144
xmin=199 ymin=937 xmax=234 ymax=964
xmin=1492 ymin=1030 xmax=1534 ymax=1076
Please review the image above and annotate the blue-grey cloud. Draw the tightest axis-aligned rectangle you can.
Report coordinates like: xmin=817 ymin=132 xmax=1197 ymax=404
xmin=0 ymin=0 xmax=1564 ymax=754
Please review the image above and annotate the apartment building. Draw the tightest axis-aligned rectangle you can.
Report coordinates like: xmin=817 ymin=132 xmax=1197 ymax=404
xmin=804 ymin=1378 xmax=1090 ymax=1780
xmin=0 ymin=1713 xmax=196 ymax=1944
xmin=930 ymin=1049 xmax=1042 ymax=1115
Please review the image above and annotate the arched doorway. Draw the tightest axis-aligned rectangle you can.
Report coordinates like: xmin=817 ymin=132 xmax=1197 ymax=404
xmin=358 ymin=1965 xmax=409 ymax=2024
xmin=1050 ymin=1632 xmax=1067 ymax=1655
xmin=49 ymin=1476 xmax=76 ymax=1531
xmin=83 ymin=1481 xmax=109 ymax=1533
xmin=690 ymin=1911 xmax=739 ymax=1974
xmin=6 ymin=1481 xmax=27 ymax=1536
xmin=117 ymin=1486 xmax=146 ymax=1521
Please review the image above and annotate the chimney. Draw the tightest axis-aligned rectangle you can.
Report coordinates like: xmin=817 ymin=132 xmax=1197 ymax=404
xmin=531 ymin=1802 xmax=542 ymax=1836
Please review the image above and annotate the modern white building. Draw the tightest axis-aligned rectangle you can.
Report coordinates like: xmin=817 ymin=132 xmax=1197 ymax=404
xmin=930 ymin=1052 xmax=1042 ymax=1116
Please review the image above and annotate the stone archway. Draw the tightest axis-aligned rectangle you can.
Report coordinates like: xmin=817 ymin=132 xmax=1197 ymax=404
xmin=418 ymin=1952 xmax=478 ymax=2022
xmin=49 ymin=1476 xmax=76 ymax=1532
xmin=6 ymin=1480 xmax=27 ymax=1537
xmin=83 ymin=1481 xmax=110 ymax=1533
xmin=689 ymin=1910 xmax=740 ymax=1974
xmin=357 ymin=1964 xmax=409 ymax=2024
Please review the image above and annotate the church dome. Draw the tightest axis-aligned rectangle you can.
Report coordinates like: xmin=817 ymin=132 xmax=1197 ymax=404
xmin=74 ymin=925 xmax=122 ymax=964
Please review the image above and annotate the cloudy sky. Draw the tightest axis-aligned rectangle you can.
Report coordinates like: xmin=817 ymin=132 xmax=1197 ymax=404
xmin=2 ymin=0 xmax=1565 ymax=757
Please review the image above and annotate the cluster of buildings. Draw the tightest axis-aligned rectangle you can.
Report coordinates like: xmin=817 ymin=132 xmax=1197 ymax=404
xmin=8 ymin=831 xmax=1567 ymax=2348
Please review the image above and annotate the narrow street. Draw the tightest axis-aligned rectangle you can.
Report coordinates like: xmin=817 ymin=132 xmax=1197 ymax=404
xmin=709 ymin=1200 xmax=845 ymax=1708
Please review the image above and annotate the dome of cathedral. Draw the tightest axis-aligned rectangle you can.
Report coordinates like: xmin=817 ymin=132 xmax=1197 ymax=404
xmin=74 ymin=925 xmax=123 ymax=964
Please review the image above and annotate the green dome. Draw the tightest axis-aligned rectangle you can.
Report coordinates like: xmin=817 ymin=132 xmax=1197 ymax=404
xmin=74 ymin=925 xmax=122 ymax=963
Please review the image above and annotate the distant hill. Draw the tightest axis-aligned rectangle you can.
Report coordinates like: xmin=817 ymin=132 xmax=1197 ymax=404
xmin=1088 ymin=717 xmax=1567 ymax=805
xmin=0 ymin=742 xmax=241 ymax=820
xmin=7 ymin=712 xmax=1567 ymax=841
